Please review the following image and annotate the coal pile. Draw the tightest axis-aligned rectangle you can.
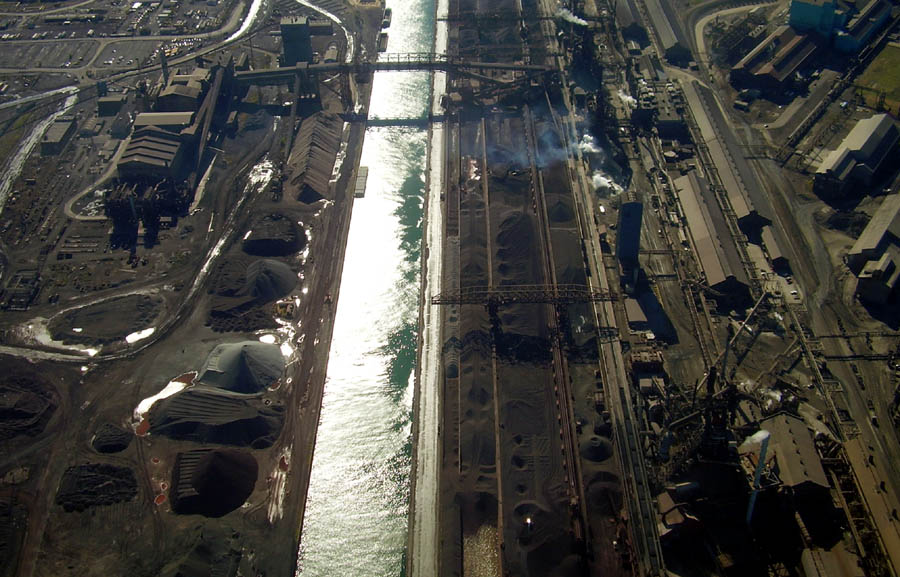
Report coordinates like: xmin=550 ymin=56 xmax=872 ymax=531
xmin=148 ymin=386 xmax=284 ymax=448
xmin=170 ymin=449 xmax=258 ymax=517
xmin=580 ymin=436 xmax=613 ymax=462
xmin=0 ymin=374 xmax=57 ymax=445
xmin=207 ymin=257 xmax=296 ymax=332
xmin=242 ymin=213 xmax=305 ymax=256
xmin=239 ymin=259 xmax=296 ymax=303
xmin=0 ymin=497 xmax=26 ymax=573
xmin=197 ymin=341 xmax=284 ymax=393
xmin=168 ymin=537 xmax=241 ymax=577
xmin=91 ymin=422 xmax=133 ymax=453
xmin=55 ymin=464 xmax=138 ymax=512
xmin=49 ymin=294 xmax=163 ymax=346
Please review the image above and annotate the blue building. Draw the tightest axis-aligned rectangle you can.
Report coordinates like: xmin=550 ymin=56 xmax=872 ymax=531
xmin=789 ymin=0 xmax=890 ymax=53
xmin=789 ymin=0 xmax=846 ymax=36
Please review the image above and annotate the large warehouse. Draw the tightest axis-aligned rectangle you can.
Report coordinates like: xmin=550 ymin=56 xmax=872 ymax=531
xmin=814 ymin=114 xmax=899 ymax=197
xmin=848 ymin=193 xmax=900 ymax=304
xmin=675 ymin=170 xmax=751 ymax=307
xmin=642 ymin=0 xmax=692 ymax=65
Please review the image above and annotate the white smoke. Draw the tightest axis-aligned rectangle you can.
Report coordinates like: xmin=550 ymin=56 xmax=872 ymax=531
xmin=592 ymin=171 xmax=622 ymax=193
xmin=618 ymin=89 xmax=637 ymax=108
xmin=739 ymin=429 xmax=770 ymax=451
xmin=556 ymin=7 xmax=588 ymax=26
xmin=579 ymin=134 xmax=601 ymax=155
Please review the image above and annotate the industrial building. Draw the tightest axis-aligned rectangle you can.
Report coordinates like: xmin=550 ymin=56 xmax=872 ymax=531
xmin=625 ymin=298 xmax=650 ymax=332
xmin=789 ymin=0 xmax=845 ymax=37
xmin=730 ymin=26 xmax=822 ymax=96
xmin=97 ymin=94 xmax=127 ymax=117
xmin=616 ymin=201 xmax=644 ymax=290
xmin=847 ymin=193 xmax=900 ymax=303
xmin=281 ymin=16 xmax=312 ymax=66
xmin=117 ymin=126 xmax=185 ymax=180
xmin=857 ymin=244 xmax=900 ymax=304
xmin=632 ymin=82 xmax=686 ymax=139
xmin=683 ymin=81 xmax=770 ymax=234
xmin=615 ymin=0 xmax=647 ymax=44
xmin=761 ymin=225 xmax=788 ymax=271
xmin=712 ymin=8 xmax=769 ymax=65
xmin=133 ymin=111 xmax=196 ymax=134
xmin=642 ymin=0 xmax=692 ymax=65
xmin=41 ymin=116 xmax=76 ymax=155
xmin=156 ymin=68 xmax=209 ymax=111
xmin=674 ymin=170 xmax=751 ymax=305
xmin=814 ymin=114 xmax=899 ymax=197
xmin=789 ymin=0 xmax=891 ymax=53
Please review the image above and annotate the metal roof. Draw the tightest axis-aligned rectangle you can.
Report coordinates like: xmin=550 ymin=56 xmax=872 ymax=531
xmin=760 ymin=413 xmax=828 ymax=489
xmin=674 ymin=170 xmax=748 ymax=290
xmin=761 ymin=225 xmax=784 ymax=263
xmin=642 ymin=0 xmax=688 ymax=53
xmin=850 ymin=193 xmax=900 ymax=256
xmin=133 ymin=111 xmax=195 ymax=127
xmin=42 ymin=119 xmax=74 ymax=143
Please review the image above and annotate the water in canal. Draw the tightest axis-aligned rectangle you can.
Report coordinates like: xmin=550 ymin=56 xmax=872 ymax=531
xmin=296 ymin=1 xmax=435 ymax=575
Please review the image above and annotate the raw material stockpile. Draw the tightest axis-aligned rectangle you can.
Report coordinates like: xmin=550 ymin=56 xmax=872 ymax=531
xmin=91 ymin=422 xmax=133 ymax=453
xmin=198 ymin=341 xmax=285 ymax=393
xmin=170 ymin=448 xmax=259 ymax=517
xmin=148 ymin=386 xmax=284 ymax=448
xmin=149 ymin=342 xmax=285 ymax=448
xmin=55 ymin=464 xmax=138 ymax=512
xmin=208 ymin=258 xmax=297 ymax=331
xmin=242 ymin=213 xmax=306 ymax=257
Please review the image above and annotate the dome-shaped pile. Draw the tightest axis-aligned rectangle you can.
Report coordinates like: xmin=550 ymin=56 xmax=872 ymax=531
xmin=197 ymin=341 xmax=284 ymax=393
xmin=170 ymin=449 xmax=258 ymax=517
xmin=239 ymin=259 xmax=296 ymax=304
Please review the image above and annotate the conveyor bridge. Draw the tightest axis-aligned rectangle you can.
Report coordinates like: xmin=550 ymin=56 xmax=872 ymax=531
xmin=234 ymin=53 xmax=552 ymax=87
xmin=431 ymin=284 xmax=617 ymax=306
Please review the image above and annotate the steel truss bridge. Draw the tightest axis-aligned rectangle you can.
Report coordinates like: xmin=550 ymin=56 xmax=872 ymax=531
xmin=431 ymin=284 xmax=617 ymax=306
xmin=233 ymin=53 xmax=553 ymax=87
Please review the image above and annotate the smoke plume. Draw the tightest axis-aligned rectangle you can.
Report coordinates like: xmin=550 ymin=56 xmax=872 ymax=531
xmin=739 ymin=429 xmax=770 ymax=451
xmin=592 ymin=171 xmax=622 ymax=193
xmin=579 ymin=134 xmax=601 ymax=155
xmin=618 ymin=89 xmax=637 ymax=108
xmin=556 ymin=7 xmax=588 ymax=26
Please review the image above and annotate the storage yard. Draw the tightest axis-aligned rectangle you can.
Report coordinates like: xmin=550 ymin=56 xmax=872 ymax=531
xmin=0 ymin=0 xmax=898 ymax=575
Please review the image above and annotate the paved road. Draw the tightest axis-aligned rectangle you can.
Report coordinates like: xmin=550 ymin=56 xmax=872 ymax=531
xmin=0 ymin=0 xmax=96 ymax=16
xmin=0 ymin=0 xmax=248 ymax=78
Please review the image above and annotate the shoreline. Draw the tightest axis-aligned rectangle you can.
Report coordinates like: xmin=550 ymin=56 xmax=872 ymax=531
xmin=407 ymin=0 xmax=448 ymax=574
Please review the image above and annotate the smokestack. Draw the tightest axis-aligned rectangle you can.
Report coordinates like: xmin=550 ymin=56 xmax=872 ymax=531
xmin=745 ymin=430 xmax=770 ymax=525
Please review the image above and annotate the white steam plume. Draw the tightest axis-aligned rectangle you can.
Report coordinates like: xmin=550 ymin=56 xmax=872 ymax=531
xmin=618 ymin=89 xmax=637 ymax=108
xmin=556 ymin=7 xmax=588 ymax=26
xmin=739 ymin=429 xmax=770 ymax=451
xmin=592 ymin=171 xmax=622 ymax=193
xmin=579 ymin=134 xmax=601 ymax=155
